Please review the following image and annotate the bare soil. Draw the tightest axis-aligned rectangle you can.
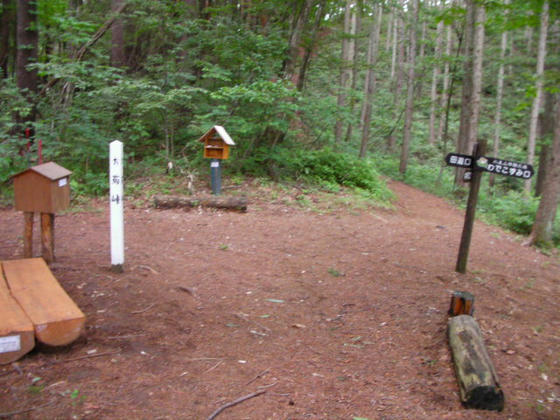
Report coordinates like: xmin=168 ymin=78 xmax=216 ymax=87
xmin=1 ymin=180 xmax=559 ymax=419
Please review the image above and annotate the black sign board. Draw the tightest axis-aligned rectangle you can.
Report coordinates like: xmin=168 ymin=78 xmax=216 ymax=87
xmin=475 ymin=157 xmax=534 ymax=179
xmin=445 ymin=153 xmax=473 ymax=168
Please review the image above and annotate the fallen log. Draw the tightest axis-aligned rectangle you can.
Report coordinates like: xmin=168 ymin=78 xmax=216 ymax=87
xmin=448 ymin=315 xmax=504 ymax=411
xmin=153 ymin=195 xmax=248 ymax=212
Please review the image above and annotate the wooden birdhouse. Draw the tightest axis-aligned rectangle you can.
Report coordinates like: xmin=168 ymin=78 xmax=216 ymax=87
xmin=13 ymin=162 xmax=72 ymax=214
xmin=198 ymin=125 xmax=235 ymax=160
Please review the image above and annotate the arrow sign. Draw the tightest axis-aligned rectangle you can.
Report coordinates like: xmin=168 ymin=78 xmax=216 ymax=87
xmin=445 ymin=153 xmax=473 ymax=168
xmin=474 ymin=157 xmax=534 ymax=179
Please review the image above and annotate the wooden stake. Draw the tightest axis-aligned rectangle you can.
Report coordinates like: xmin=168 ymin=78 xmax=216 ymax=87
xmin=456 ymin=141 xmax=485 ymax=273
xmin=23 ymin=212 xmax=34 ymax=258
xmin=449 ymin=291 xmax=475 ymax=316
xmin=41 ymin=213 xmax=55 ymax=264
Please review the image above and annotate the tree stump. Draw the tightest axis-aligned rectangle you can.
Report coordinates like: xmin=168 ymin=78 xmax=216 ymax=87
xmin=447 ymin=315 xmax=504 ymax=411
xmin=449 ymin=291 xmax=474 ymax=316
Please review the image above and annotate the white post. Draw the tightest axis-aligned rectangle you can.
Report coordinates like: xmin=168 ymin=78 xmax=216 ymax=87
xmin=109 ymin=140 xmax=124 ymax=272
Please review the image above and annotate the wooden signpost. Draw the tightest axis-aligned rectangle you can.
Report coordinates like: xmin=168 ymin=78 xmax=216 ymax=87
xmin=446 ymin=143 xmax=534 ymax=273
xmin=110 ymin=140 xmax=125 ymax=272
xmin=198 ymin=126 xmax=235 ymax=195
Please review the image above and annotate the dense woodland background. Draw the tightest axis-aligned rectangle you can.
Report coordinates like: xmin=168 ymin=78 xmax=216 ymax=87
xmin=1 ymin=0 xmax=559 ymax=247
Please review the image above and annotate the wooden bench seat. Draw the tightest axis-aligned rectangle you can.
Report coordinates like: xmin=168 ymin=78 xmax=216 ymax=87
xmin=2 ymin=258 xmax=85 ymax=347
xmin=0 ymin=267 xmax=35 ymax=364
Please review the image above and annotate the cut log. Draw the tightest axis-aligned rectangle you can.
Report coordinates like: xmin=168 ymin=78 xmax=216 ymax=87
xmin=448 ymin=315 xmax=504 ymax=411
xmin=154 ymin=195 xmax=248 ymax=212
xmin=0 ymin=265 xmax=35 ymax=364
xmin=449 ymin=291 xmax=474 ymax=316
xmin=2 ymin=258 xmax=85 ymax=346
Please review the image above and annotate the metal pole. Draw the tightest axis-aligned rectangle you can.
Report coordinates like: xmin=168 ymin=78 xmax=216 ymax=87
xmin=456 ymin=141 xmax=485 ymax=274
xmin=211 ymin=159 xmax=221 ymax=195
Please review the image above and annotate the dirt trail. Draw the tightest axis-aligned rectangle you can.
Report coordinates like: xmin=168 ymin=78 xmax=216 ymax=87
xmin=0 ymin=180 xmax=559 ymax=419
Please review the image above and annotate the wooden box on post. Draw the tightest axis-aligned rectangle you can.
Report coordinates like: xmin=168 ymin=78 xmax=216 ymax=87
xmin=198 ymin=125 xmax=236 ymax=160
xmin=13 ymin=162 xmax=71 ymax=213
xmin=12 ymin=162 xmax=72 ymax=263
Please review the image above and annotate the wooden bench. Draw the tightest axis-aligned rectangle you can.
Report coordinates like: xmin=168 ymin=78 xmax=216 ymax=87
xmin=0 ymin=268 xmax=35 ymax=364
xmin=2 ymin=258 xmax=85 ymax=348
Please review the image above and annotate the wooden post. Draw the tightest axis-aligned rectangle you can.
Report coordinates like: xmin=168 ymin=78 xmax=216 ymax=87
xmin=40 ymin=213 xmax=55 ymax=264
xmin=23 ymin=212 xmax=34 ymax=258
xmin=448 ymin=315 xmax=504 ymax=411
xmin=449 ymin=291 xmax=475 ymax=316
xmin=456 ymin=141 xmax=485 ymax=273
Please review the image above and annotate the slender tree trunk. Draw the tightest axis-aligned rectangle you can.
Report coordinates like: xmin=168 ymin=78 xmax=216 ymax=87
xmin=388 ymin=0 xmax=405 ymax=151
xmin=466 ymin=3 xmax=485 ymax=154
xmin=399 ymin=0 xmax=419 ymax=175
xmin=385 ymin=11 xmax=393 ymax=52
xmin=525 ymin=0 xmax=549 ymax=193
xmin=529 ymin=96 xmax=560 ymax=246
xmin=1 ymin=0 xmax=15 ymax=78
xmin=359 ymin=6 xmax=382 ymax=158
xmin=437 ymin=23 xmax=452 ymax=144
xmin=111 ymin=0 xmax=126 ymax=67
xmin=489 ymin=25 xmax=508 ymax=188
xmin=428 ymin=19 xmax=443 ymax=145
xmin=536 ymin=91 xmax=556 ymax=196
xmin=297 ymin=0 xmax=327 ymax=91
xmin=344 ymin=4 xmax=361 ymax=143
xmin=282 ymin=0 xmax=312 ymax=84
xmin=16 ymin=0 xmax=39 ymax=137
xmin=335 ymin=0 xmax=356 ymax=144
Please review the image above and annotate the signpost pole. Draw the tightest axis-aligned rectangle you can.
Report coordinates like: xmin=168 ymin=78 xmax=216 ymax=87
xmin=456 ymin=141 xmax=485 ymax=274
xmin=210 ymin=159 xmax=221 ymax=195
xmin=110 ymin=140 xmax=124 ymax=272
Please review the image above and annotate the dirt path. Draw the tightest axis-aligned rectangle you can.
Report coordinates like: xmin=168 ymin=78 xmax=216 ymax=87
xmin=1 ymin=180 xmax=559 ymax=419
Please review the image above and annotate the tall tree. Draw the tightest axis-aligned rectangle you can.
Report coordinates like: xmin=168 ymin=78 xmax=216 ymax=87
xmin=1 ymin=0 xmax=15 ymax=78
xmin=489 ymin=4 xmax=509 ymax=188
xmin=528 ymin=95 xmax=560 ymax=247
xmin=359 ymin=5 xmax=382 ymax=158
xmin=335 ymin=0 xmax=356 ymax=144
xmin=15 ymin=0 xmax=39 ymax=137
xmin=111 ymin=0 xmax=126 ymax=68
xmin=525 ymin=0 xmax=549 ymax=193
xmin=428 ymin=16 xmax=443 ymax=145
xmin=399 ymin=0 xmax=419 ymax=175
xmin=387 ymin=0 xmax=405 ymax=151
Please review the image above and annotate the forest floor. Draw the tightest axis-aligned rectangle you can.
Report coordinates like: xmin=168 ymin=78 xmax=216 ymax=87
xmin=0 ymin=179 xmax=559 ymax=419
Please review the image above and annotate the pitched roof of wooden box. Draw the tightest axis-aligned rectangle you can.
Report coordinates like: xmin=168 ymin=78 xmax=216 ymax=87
xmin=13 ymin=162 xmax=72 ymax=181
xmin=197 ymin=125 xmax=236 ymax=146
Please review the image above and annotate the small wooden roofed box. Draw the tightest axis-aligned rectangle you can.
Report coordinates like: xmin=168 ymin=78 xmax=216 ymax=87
xmin=13 ymin=162 xmax=72 ymax=213
xmin=198 ymin=125 xmax=236 ymax=160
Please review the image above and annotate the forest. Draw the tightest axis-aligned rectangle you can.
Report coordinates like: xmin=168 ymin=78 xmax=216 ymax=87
xmin=1 ymin=0 xmax=559 ymax=247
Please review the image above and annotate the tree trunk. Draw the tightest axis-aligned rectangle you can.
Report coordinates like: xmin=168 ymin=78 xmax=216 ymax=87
xmin=0 ymin=0 xmax=15 ymax=79
xmin=15 ymin=0 xmax=39 ymax=135
xmin=385 ymin=10 xmax=392 ymax=52
xmin=529 ymin=95 xmax=560 ymax=247
xmin=428 ymin=19 xmax=443 ymax=145
xmin=283 ymin=0 xmax=312 ymax=85
xmin=536 ymin=91 xmax=556 ymax=196
xmin=359 ymin=6 xmax=382 ymax=158
xmin=154 ymin=195 xmax=248 ymax=212
xmin=388 ymin=0 xmax=405 ymax=151
xmin=525 ymin=0 xmax=549 ymax=193
xmin=335 ymin=0 xmax=356 ymax=144
xmin=437 ymin=23 xmax=453 ymax=145
xmin=489 ymin=24 xmax=508 ymax=188
xmin=344 ymin=4 xmax=361 ymax=143
xmin=399 ymin=0 xmax=419 ymax=175
xmin=297 ymin=0 xmax=327 ymax=92
xmin=111 ymin=0 xmax=126 ymax=67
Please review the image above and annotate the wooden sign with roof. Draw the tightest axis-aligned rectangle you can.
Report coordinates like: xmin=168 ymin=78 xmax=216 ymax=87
xmin=12 ymin=162 xmax=72 ymax=263
xmin=198 ymin=125 xmax=236 ymax=160
xmin=13 ymin=162 xmax=72 ymax=213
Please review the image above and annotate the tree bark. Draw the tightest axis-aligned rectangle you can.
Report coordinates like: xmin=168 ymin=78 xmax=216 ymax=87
xmin=525 ymin=0 xmax=549 ymax=193
xmin=0 ymin=0 xmax=15 ymax=79
xmin=437 ymin=23 xmax=452 ymax=145
xmin=297 ymin=0 xmax=327 ymax=92
xmin=344 ymin=4 xmax=361 ymax=143
xmin=428 ymin=19 xmax=443 ymax=145
xmin=111 ymin=0 xmax=126 ymax=67
xmin=387 ymin=0 xmax=405 ymax=151
xmin=529 ymin=95 xmax=560 ymax=246
xmin=359 ymin=6 xmax=382 ymax=158
xmin=399 ymin=0 xmax=419 ymax=175
xmin=335 ymin=0 xmax=356 ymax=144
xmin=448 ymin=315 xmax=505 ymax=411
xmin=489 ymin=22 xmax=508 ymax=188
xmin=15 ymin=0 xmax=39 ymax=133
xmin=154 ymin=195 xmax=248 ymax=212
